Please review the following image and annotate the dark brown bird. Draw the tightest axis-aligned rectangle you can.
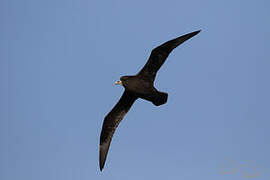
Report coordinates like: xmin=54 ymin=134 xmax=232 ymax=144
xmin=99 ymin=30 xmax=200 ymax=171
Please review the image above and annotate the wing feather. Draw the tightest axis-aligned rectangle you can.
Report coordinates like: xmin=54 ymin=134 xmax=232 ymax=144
xmin=138 ymin=30 xmax=201 ymax=82
xmin=99 ymin=90 xmax=137 ymax=171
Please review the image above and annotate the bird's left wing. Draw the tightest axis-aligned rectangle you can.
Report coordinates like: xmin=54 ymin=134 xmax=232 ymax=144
xmin=99 ymin=90 xmax=137 ymax=171
xmin=137 ymin=30 xmax=200 ymax=82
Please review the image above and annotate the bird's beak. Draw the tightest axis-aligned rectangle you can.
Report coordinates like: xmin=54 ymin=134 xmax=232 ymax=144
xmin=114 ymin=80 xmax=122 ymax=85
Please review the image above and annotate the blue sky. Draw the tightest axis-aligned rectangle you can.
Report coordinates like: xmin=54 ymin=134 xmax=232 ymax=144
xmin=1 ymin=0 xmax=270 ymax=179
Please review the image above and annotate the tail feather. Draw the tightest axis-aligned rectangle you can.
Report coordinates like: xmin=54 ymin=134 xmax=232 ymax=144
xmin=152 ymin=91 xmax=168 ymax=106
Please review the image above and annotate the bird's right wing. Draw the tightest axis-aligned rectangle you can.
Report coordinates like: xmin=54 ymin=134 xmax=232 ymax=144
xmin=99 ymin=90 xmax=137 ymax=171
xmin=137 ymin=30 xmax=201 ymax=82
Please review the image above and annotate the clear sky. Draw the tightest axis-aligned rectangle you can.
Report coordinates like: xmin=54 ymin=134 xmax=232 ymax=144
xmin=1 ymin=0 xmax=270 ymax=179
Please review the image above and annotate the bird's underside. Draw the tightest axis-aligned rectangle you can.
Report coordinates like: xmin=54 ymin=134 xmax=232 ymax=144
xmin=99 ymin=30 xmax=200 ymax=171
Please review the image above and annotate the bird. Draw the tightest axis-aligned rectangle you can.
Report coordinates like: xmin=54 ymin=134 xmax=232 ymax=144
xmin=99 ymin=30 xmax=200 ymax=171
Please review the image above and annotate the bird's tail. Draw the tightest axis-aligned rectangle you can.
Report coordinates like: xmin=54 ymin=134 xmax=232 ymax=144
xmin=152 ymin=91 xmax=168 ymax=106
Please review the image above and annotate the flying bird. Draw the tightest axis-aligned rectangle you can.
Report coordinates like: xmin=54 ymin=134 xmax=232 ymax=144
xmin=99 ymin=30 xmax=200 ymax=171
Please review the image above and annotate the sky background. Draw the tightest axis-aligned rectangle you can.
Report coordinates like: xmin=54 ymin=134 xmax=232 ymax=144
xmin=1 ymin=0 xmax=270 ymax=179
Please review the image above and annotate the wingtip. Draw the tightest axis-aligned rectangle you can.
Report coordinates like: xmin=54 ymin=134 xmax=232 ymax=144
xmin=182 ymin=30 xmax=201 ymax=40
xmin=192 ymin=29 xmax=201 ymax=35
xmin=99 ymin=140 xmax=111 ymax=172
xmin=99 ymin=165 xmax=104 ymax=172
xmin=99 ymin=145 xmax=106 ymax=171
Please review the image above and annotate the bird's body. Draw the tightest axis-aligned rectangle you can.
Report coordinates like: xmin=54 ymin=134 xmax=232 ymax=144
xmin=121 ymin=76 xmax=154 ymax=94
xmin=119 ymin=76 xmax=166 ymax=105
xmin=99 ymin=30 xmax=201 ymax=171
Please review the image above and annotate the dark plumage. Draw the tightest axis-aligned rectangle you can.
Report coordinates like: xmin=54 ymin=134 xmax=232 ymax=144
xmin=99 ymin=30 xmax=200 ymax=171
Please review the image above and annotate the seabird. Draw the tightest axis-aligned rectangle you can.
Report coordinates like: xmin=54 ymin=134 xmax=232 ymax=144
xmin=99 ymin=30 xmax=200 ymax=171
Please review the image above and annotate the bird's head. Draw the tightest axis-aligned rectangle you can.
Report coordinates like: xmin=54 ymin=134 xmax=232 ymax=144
xmin=114 ymin=76 xmax=131 ymax=86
